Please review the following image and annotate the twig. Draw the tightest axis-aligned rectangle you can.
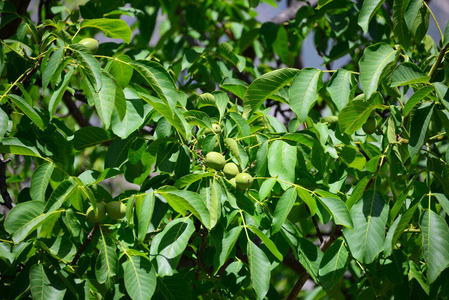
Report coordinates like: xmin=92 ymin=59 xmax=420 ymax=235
xmin=71 ymin=223 xmax=99 ymax=265
xmin=286 ymin=225 xmax=342 ymax=300
xmin=62 ymin=91 xmax=91 ymax=128
xmin=311 ymin=216 xmax=324 ymax=243
xmin=0 ymin=154 xmax=15 ymax=210
xmin=270 ymin=0 xmax=318 ymax=24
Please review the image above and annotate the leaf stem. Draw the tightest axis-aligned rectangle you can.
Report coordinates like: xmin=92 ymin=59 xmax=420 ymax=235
xmin=424 ymin=1 xmax=444 ymax=42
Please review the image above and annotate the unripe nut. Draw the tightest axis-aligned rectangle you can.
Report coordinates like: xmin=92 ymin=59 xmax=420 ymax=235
xmin=362 ymin=117 xmax=377 ymax=134
xmin=79 ymin=38 xmax=99 ymax=54
xmin=86 ymin=202 xmax=106 ymax=223
xmin=223 ymin=162 xmax=240 ymax=179
xmin=205 ymin=123 xmax=222 ymax=134
xmin=205 ymin=151 xmax=226 ymax=170
xmin=235 ymin=173 xmax=253 ymax=191
xmin=106 ymin=201 xmax=126 ymax=220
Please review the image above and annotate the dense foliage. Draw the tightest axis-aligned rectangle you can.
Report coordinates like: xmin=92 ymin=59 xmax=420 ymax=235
xmin=1 ymin=0 xmax=449 ymax=298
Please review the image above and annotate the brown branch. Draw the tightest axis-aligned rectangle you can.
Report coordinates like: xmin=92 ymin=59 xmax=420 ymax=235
xmin=270 ymin=0 xmax=318 ymax=24
xmin=0 ymin=154 xmax=15 ymax=210
xmin=62 ymin=92 xmax=91 ymax=128
xmin=286 ymin=225 xmax=343 ymax=300
xmin=71 ymin=223 xmax=99 ymax=265
xmin=312 ymin=216 xmax=324 ymax=243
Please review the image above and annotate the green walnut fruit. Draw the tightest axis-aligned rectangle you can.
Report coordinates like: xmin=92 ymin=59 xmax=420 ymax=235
xmin=362 ymin=117 xmax=377 ymax=134
xmin=205 ymin=151 xmax=226 ymax=170
xmin=235 ymin=173 xmax=253 ymax=191
xmin=205 ymin=123 xmax=222 ymax=135
xmin=106 ymin=201 xmax=126 ymax=220
xmin=86 ymin=202 xmax=106 ymax=223
xmin=223 ymin=162 xmax=240 ymax=179
xmin=79 ymin=38 xmax=99 ymax=54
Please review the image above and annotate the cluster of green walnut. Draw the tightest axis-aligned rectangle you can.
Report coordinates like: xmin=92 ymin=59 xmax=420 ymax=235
xmin=86 ymin=201 xmax=126 ymax=223
xmin=204 ymin=151 xmax=253 ymax=191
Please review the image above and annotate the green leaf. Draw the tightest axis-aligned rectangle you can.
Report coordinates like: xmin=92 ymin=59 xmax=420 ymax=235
xmin=229 ymin=112 xmax=251 ymax=138
xmin=109 ymin=54 xmax=133 ymax=88
xmin=0 ymin=137 xmax=42 ymax=157
xmin=326 ymin=69 xmax=357 ymax=111
xmin=218 ymin=226 xmax=242 ymax=269
xmin=138 ymin=93 xmax=187 ymax=139
xmin=318 ymin=196 xmax=353 ymax=229
xmin=289 ymin=68 xmax=322 ymax=122
xmin=268 ymin=140 xmax=296 ymax=190
xmin=48 ymin=68 xmax=75 ymax=118
xmin=123 ymin=256 xmax=157 ymax=300
xmin=44 ymin=180 xmax=76 ymax=213
xmin=403 ymin=85 xmax=434 ymax=116
xmin=247 ymin=240 xmax=271 ymax=300
xmin=111 ymin=98 xmax=146 ymax=139
xmin=217 ymin=42 xmax=245 ymax=72
xmin=359 ymin=43 xmax=397 ymax=99
xmin=91 ymin=71 xmax=126 ymax=129
xmin=136 ymin=191 xmax=155 ymax=241
xmin=130 ymin=60 xmax=178 ymax=109
xmin=42 ymin=47 xmax=64 ymax=90
xmin=434 ymin=193 xmax=449 ymax=216
xmin=319 ymin=238 xmax=349 ymax=290
xmin=393 ymin=0 xmax=412 ymax=49
xmin=247 ymin=225 xmax=283 ymax=261
xmin=95 ymin=234 xmax=118 ymax=284
xmin=272 ymin=187 xmax=297 ymax=234
xmin=150 ymin=217 xmax=195 ymax=277
xmin=339 ymin=146 xmax=366 ymax=171
xmin=390 ymin=62 xmax=430 ymax=87
xmin=408 ymin=102 xmax=434 ymax=159
xmin=358 ymin=0 xmax=387 ymax=34
xmin=73 ymin=126 xmax=113 ymax=150
xmin=224 ymin=138 xmax=243 ymax=166
xmin=30 ymin=162 xmax=55 ymax=202
xmin=343 ymin=190 xmax=388 ymax=264
xmin=157 ymin=190 xmax=211 ymax=229
xmin=338 ymin=93 xmax=383 ymax=134
xmin=0 ymin=107 xmax=7 ymax=141
xmin=81 ymin=19 xmax=132 ymax=43
xmin=434 ymin=82 xmax=449 ymax=111
xmin=174 ymin=172 xmax=214 ymax=189
xmin=346 ymin=176 xmax=370 ymax=209
xmin=4 ymin=201 xmax=50 ymax=243
xmin=243 ymin=68 xmax=299 ymax=119
xmin=297 ymin=237 xmax=323 ymax=282
xmin=259 ymin=177 xmax=277 ymax=201
xmin=420 ymin=209 xmax=449 ymax=283
xmin=7 ymin=94 xmax=45 ymax=130
xmin=296 ymin=186 xmax=317 ymax=216
xmin=201 ymin=182 xmax=221 ymax=229
xmin=30 ymin=264 xmax=66 ymax=300
xmin=220 ymin=77 xmax=248 ymax=100
xmin=71 ymin=44 xmax=102 ymax=91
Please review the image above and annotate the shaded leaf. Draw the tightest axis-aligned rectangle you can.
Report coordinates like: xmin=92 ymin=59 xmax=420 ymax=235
xmin=359 ymin=43 xmax=397 ymax=99
xmin=408 ymin=102 xmax=434 ymax=159
xmin=343 ymin=190 xmax=388 ymax=264
xmin=123 ymin=256 xmax=157 ymax=300
xmin=272 ymin=187 xmax=297 ymax=234
xmin=150 ymin=217 xmax=195 ymax=277
xmin=247 ymin=240 xmax=271 ymax=300
xmin=421 ymin=209 xmax=449 ymax=283
xmin=289 ymin=68 xmax=322 ymax=122
xmin=319 ymin=238 xmax=348 ymax=290
xmin=243 ymin=68 xmax=299 ymax=119
xmin=81 ymin=19 xmax=132 ymax=43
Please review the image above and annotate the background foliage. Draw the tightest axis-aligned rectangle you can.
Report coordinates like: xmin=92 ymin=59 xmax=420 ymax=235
xmin=1 ymin=0 xmax=449 ymax=299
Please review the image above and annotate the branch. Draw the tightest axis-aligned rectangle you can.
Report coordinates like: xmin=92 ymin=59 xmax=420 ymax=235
xmin=286 ymin=225 xmax=343 ymax=300
xmin=71 ymin=223 xmax=99 ymax=265
xmin=270 ymin=0 xmax=318 ymax=24
xmin=0 ymin=154 xmax=15 ymax=210
xmin=62 ymin=92 xmax=91 ymax=128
